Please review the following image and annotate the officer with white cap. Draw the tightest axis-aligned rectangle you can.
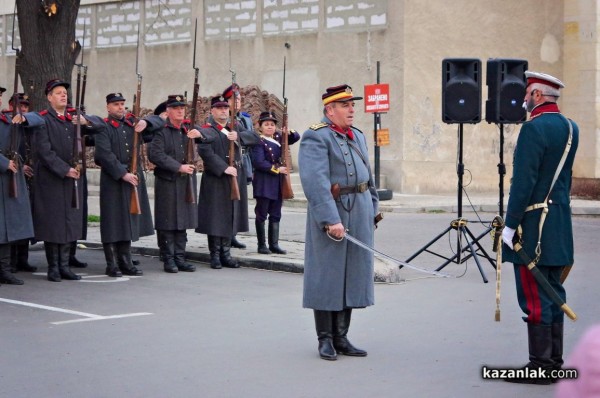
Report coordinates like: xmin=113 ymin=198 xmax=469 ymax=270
xmin=502 ymin=71 xmax=579 ymax=384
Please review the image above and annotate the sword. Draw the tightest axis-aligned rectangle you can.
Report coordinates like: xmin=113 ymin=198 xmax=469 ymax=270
xmin=337 ymin=232 xmax=451 ymax=278
xmin=512 ymin=230 xmax=577 ymax=321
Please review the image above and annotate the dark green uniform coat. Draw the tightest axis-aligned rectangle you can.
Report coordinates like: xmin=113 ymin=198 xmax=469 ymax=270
xmin=503 ymin=110 xmax=579 ymax=266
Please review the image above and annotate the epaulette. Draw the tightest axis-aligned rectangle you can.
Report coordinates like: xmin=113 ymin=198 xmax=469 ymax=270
xmin=241 ymin=111 xmax=251 ymax=117
xmin=39 ymin=110 xmax=49 ymax=116
xmin=309 ymin=122 xmax=328 ymax=131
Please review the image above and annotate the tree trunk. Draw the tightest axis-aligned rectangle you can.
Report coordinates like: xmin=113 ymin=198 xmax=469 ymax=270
xmin=17 ymin=0 xmax=81 ymax=111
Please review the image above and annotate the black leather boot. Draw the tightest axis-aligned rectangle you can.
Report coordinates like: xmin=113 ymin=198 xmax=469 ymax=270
xmin=0 ymin=244 xmax=24 ymax=285
xmin=231 ymin=235 xmax=246 ymax=249
xmin=103 ymin=243 xmax=122 ymax=277
xmin=174 ymin=231 xmax=195 ymax=272
xmin=314 ymin=310 xmax=337 ymax=360
xmin=551 ymin=323 xmax=564 ymax=383
xmin=44 ymin=242 xmax=61 ymax=282
xmin=156 ymin=230 xmax=165 ymax=262
xmin=333 ymin=309 xmax=367 ymax=356
xmin=69 ymin=241 xmax=88 ymax=268
xmin=160 ymin=232 xmax=178 ymax=273
xmin=256 ymin=220 xmax=270 ymax=254
xmin=504 ymin=323 xmax=554 ymax=385
xmin=268 ymin=222 xmax=286 ymax=254
xmin=58 ymin=243 xmax=81 ymax=280
xmin=219 ymin=237 xmax=239 ymax=268
xmin=14 ymin=241 xmax=37 ymax=272
xmin=116 ymin=241 xmax=143 ymax=276
xmin=207 ymin=235 xmax=222 ymax=269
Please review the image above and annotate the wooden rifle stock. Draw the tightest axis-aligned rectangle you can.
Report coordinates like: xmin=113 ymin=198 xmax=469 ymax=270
xmin=129 ymin=76 xmax=143 ymax=215
xmin=228 ymin=88 xmax=241 ymax=201
xmin=8 ymin=50 xmax=21 ymax=198
xmin=281 ymin=99 xmax=294 ymax=200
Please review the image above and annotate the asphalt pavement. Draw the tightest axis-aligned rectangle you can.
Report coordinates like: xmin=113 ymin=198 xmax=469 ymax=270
xmin=1 ymin=191 xmax=600 ymax=397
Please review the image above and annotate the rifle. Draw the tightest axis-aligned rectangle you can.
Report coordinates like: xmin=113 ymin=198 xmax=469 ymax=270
xmin=129 ymin=26 xmax=142 ymax=215
xmin=71 ymin=23 xmax=88 ymax=209
xmin=228 ymin=71 xmax=241 ymax=201
xmin=280 ymin=56 xmax=294 ymax=200
xmin=184 ymin=19 xmax=199 ymax=204
xmin=8 ymin=9 xmax=20 ymax=198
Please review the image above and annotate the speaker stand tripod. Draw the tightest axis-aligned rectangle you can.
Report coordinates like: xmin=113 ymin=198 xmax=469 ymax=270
xmin=403 ymin=123 xmax=496 ymax=283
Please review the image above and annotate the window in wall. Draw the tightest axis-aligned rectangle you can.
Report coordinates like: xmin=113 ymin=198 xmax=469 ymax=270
xmin=144 ymin=0 xmax=192 ymax=45
xmin=97 ymin=1 xmax=141 ymax=48
xmin=263 ymin=0 xmax=319 ymax=36
xmin=205 ymin=0 xmax=257 ymax=39
xmin=325 ymin=0 xmax=387 ymax=31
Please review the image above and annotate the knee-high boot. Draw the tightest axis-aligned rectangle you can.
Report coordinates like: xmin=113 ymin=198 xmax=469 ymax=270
xmin=0 ymin=244 xmax=24 ymax=285
xmin=207 ymin=235 xmax=221 ymax=269
xmin=161 ymin=232 xmax=178 ymax=273
xmin=116 ymin=241 xmax=143 ymax=276
xmin=256 ymin=220 xmax=270 ymax=254
xmin=505 ymin=323 xmax=554 ymax=385
xmin=69 ymin=241 xmax=88 ymax=268
xmin=58 ymin=243 xmax=81 ymax=280
xmin=314 ymin=310 xmax=336 ymax=360
xmin=44 ymin=243 xmax=61 ymax=282
xmin=174 ymin=231 xmax=195 ymax=272
xmin=268 ymin=222 xmax=286 ymax=254
xmin=551 ymin=323 xmax=564 ymax=382
xmin=103 ymin=243 xmax=122 ymax=277
xmin=10 ymin=240 xmax=36 ymax=273
xmin=333 ymin=309 xmax=367 ymax=356
xmin=219 ymin=237 xmax=239 ymax=268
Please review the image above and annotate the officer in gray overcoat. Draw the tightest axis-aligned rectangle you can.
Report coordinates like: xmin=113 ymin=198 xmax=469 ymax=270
xmin=146 ymin=95 xmax=199 ymax=274
xmin=0 ymin=86 xmax=34 ymax=285
xmin=298 ymin=84 xmax=379 ymax=360
xmin=94 ymin=93 xmax=154 ymax=277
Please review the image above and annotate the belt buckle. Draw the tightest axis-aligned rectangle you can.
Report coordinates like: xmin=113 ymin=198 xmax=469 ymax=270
xmin=358 ymin=182 xmax=368 ymax=193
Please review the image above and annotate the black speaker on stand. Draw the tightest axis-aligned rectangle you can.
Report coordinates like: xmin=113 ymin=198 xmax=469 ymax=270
xmin=403 ymin=58 xmax=496 ymax=283
xmin=485 ymin=58 xmax=528 ymax=217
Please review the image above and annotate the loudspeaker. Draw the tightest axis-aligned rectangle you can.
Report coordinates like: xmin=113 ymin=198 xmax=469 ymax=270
xmin=442 ymin=58 xmax=481 ymax=124
xmin=485 ymin=58 xmax=528 ymax=124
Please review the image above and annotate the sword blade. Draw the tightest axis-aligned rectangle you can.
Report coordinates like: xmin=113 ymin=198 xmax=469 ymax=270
xmin=344 ymin=233 xmax=450 ymax=278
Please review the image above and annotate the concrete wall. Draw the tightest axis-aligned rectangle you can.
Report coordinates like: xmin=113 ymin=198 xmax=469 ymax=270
xmin=0 ymin=0 xmax=595 ymax=194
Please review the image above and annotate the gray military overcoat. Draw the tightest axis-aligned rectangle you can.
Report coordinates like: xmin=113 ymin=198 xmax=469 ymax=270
xmin=27 ymin=109 xmax=102 ymax=244
xmin=94 ymin=115 xmax=154 ymax=243
xmin=0 ymin=117 xmax=34 ymax=244
xmin=195 ymin=117 xmax=260 ymax=237
xmin=146 ymin=116 xmax=198 ymax=231
xmin=299 ymin=117 xmax=379 ymax=311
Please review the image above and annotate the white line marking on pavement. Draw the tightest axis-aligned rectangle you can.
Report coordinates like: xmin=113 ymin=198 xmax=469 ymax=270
xmin=0 ymin=298 xmax=152 ymax=324
xmin=51 ymin=313 xmax=153 ymax=325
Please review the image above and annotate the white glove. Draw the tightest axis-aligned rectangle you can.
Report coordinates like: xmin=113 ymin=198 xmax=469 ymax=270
xmin=502 ymin=227 xmax=516 ymax=250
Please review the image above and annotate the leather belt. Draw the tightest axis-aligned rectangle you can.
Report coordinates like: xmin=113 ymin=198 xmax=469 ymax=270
xmin=339 ymin=182 xmax=369 ymax=195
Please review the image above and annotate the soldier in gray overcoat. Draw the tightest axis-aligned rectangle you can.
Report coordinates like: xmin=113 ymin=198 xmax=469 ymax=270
xmin=191 ymin=95 xmax=259 ymax=269
xmin=94 ymin=93 xmax=154 ymax=277
xmin=298 ymin=84 xmax=379 ymax=361
xmin=0 ymin=87 xmax=34 ymax=285
xmin=146 ymin=95 xmax=199 ymax=273
xmin=26 ymin=79 xmax=104 ymax=282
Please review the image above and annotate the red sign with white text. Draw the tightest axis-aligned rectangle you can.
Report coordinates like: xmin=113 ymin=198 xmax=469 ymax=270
xmin=364 ymin=84 xmax=390 ymax=113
